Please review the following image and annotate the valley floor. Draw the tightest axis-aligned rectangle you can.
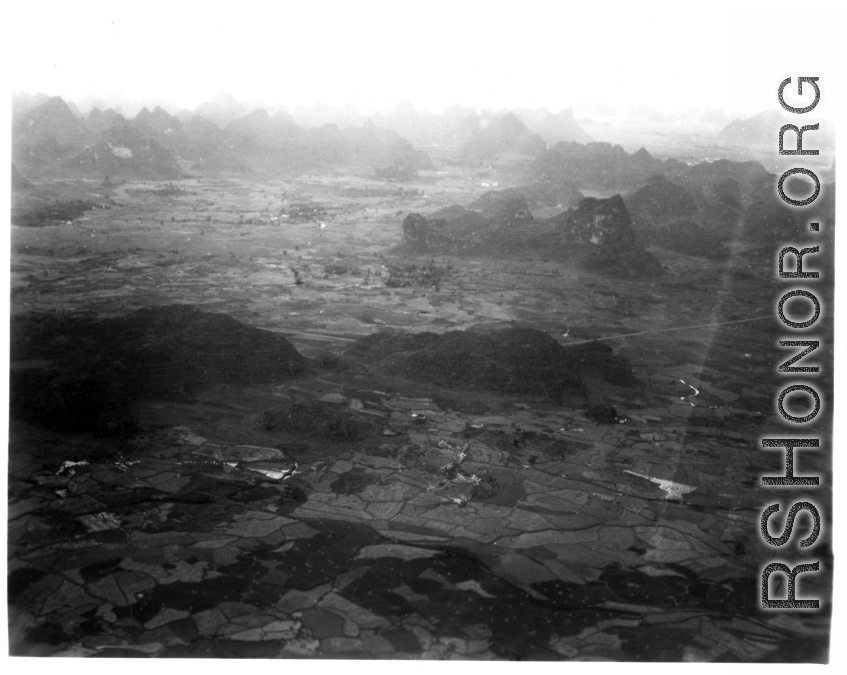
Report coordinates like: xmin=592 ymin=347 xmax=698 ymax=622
xmin=7 ymin=172 xmax=833 ymax=660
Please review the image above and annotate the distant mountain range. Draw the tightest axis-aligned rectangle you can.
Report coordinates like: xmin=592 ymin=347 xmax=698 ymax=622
xmin=11 ymin=96 xmax=435 ymax=180
xmin=514 ymin=107 xmax=593 ymax=145
xmin=527 ymin=139 xmax=781 ymax=214
xmin=525 ymin=138 xmax=830 ymax=242
xmin=11 ymin=92 xmax=600 ymax=180
xmin=460 ymin=112 xmax=548 ymax=160
xmin=718 ymin=109 xmax=835 ymax=151
xmin=11 ymin=92 xmax=834 ymax=196
xmin=719 ymin=110 xmax=792 ymax=147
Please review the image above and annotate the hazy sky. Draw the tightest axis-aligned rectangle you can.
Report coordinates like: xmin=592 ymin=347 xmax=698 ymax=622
xmin=5 ymin=0 xmax=845 ymax=118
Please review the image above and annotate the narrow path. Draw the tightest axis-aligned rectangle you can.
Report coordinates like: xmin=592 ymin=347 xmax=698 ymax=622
xmin=560 ymin=315 xmax=771 ymax=346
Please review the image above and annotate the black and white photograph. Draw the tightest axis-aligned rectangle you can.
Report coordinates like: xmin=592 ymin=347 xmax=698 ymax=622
xmin=4 ymin=0 xmax=843 ymax=663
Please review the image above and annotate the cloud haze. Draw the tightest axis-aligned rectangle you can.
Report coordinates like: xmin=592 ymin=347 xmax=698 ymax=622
xmin=7 ymin=1 xmax=843 ymax=120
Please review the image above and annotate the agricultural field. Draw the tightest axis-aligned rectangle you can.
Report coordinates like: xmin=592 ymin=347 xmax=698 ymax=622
xmin=8 ymin=163 xmax=833 ymax=659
